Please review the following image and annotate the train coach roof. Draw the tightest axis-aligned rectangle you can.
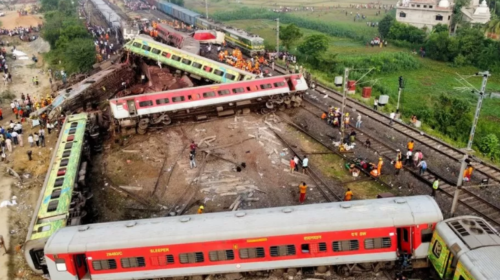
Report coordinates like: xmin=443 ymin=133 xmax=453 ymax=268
xmin=45 ymin=196 xmax=442 ymax=253
xmin=160 ymin=1 xmax=200 ymax=18
xmin=460 ymin=246 xmax=500 ymax=280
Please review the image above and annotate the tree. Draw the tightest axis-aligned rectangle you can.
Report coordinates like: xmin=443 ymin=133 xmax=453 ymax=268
xmin=63 ymin=38 xmax=96 ymax=73
xmin=478 ymin=134 xmax=500 ymax=161
xmin=388 ymin=22 xmax=426 ymax=44
xmin=279 ymin=24 xmax=303 ymax=51
xmin=41 ymin=0 xmax=59 ymax=11
xmin=433 ymin=94 xmax=472 ymax=142
xmin=484 ymin=17 xmax=500 ymax=36
xmin=425 ymin=31 xmax=457 ymax=61
xmin=378 ymin=15 xmax=394 ymax=39
xmin=433 ymin=23 xmax=449 ymax=33
xmin=457 ymin=26 xmax=485 ymax=63
xmin=171 ymin=0 xmax=184 ymax=6
xmin=298 ymin=34 xmax=329 ymax=66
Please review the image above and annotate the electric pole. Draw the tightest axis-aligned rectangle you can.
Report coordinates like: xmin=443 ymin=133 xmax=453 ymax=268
xmin=397 ymin=76 xmax=404 ymax=111
xmin=450 ymin=71 xmax=491 ymax=216
xmin=205 ymin=0 xmax=208 ymax=19
xmin=339 ymin=68 xmax=349 ymax=145
xmin=276 ymin=18 xmax=280 ymax=54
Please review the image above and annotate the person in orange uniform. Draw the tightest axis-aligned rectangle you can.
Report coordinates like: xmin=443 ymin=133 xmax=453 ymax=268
xmin=407 ymin=140 xmax=414 ymax=152
xmin=377 ymin=157 xmax=383 ymax=175
xmin=463 ymin=164 xmax=474 ymax=182
xmin=197 ymin=205 xmax=204 ymax=214
xmin=394 ymin=159 xmax=403 ymax=175
xmin=321 ymin=112 xmax=327 ymax=120
xmin=344 ymin=188 xmax=353 ymax=201
xmin=299 ymin=182 xmax=307 ymax=204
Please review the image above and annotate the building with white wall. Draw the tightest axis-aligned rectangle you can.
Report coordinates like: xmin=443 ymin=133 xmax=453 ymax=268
xmin=461 ymin=0 xmax=491 ymax=24
xmin=395 ymin=0 xmax=453 ymax=29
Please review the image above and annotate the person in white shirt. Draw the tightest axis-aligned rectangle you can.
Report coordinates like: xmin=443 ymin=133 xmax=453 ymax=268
xmin=27 ymin=134 xmax=34 ymax=147
xmin=389 ymin=111 xmax=395 ymax=125
xmin=302 ymin=155 xmax=309 ymax=174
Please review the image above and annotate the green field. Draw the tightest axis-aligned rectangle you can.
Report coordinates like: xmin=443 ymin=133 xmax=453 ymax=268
xmin=185 ymin=0 xmax=500 ymax=158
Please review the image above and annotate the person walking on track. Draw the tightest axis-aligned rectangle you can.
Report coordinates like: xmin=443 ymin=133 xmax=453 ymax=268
xmin=302 ymin=155 xmax=309 ymax=174
xmin=377 ymin=157 xmax=383 ymax=175
xmin=344 ymin=188 xmax=353 ymax=201
xmin=299 ymin=182 xmax=307 ymax=204
xmin=290 ymin=158 xmax=296 ymax=173
xmin=432 ymin=178 xmax=439 ymax=197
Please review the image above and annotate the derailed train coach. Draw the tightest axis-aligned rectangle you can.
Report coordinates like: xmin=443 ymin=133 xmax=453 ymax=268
xmin=44 ymin=196 xmax=442 ymax=280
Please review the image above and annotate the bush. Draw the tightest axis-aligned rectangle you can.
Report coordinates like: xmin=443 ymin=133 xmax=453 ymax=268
xmin=336 ymin=52 xmax=421 ymax=74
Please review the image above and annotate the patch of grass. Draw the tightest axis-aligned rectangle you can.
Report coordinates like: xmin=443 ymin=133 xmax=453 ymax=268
xmin=310 ymin=154 xmax=351 ymax=182
xmin=0 ymin=90 xmax=16 ymax=104
xmin=346 ymin=179 xmax=392 ymax=199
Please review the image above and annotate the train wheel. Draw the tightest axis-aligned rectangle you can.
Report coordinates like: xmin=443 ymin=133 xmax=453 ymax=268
xmin=336 ymin=265 xmax=350 ymax=277
xmin=265 ymin=101 xmax=274 ymax=109
xmin=261 ymin=108 xmax=270 ymax=114
xmin=138 ymin=119 xmax=149 ymax=130
xmin=137 ymin=127 xmax=147 ymax=135
xmin=162 ymin=115 xmax=172 ymax=125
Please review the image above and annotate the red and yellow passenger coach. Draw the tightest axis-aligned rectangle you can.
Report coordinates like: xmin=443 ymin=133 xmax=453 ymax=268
xmin=44 ymin=196 xmax=443 ymax=280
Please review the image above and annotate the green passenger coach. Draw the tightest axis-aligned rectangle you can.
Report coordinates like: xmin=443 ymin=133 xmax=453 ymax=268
xmin=24 ymin=113 xmax=91 ymax=274
xmin=125 ymin=35 xmax=256 ymax=83
xmin=428 ymin=216 xmax=500 ymax=280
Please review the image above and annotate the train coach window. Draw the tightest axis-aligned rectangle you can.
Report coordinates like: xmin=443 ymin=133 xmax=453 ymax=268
xmin=214 ymin=70 xmax=224 ymax=77
xmin=432 ymin=240 xmax=442 ymax=258
xmin=62 ymin=150 xmax=71 ymax=157
xmin=218 ymin=89 xmax=230 ymax=96
xmin=301 ymin=244 xmax=310 ymax=253
xmin=151 ymin=48 xmax=161 ymax=55
xmin=209 ymin=250 xmax=235 ymax=262
xmin=192 ymin=62 xmax=202 ymax=69
xmin=47 ymin=200 xmax=59 ymax=212
xmin=203 ymin=91 xmax=216 ymax=98
xmin=172 ymin=96 xmax=185 ymax=103
xmin=132 ymin=42 xmax=142 ymax=48
xmin=156 ymin=98 xmax=170 ymax=105
xmin=204 ymin=66 xmax=213 ymax=73
xmin=274 ymin=82 xmax=286 ymax=87
xmin=179 ymin=252 xmax=204 ymax=264
xmin=161 ymin=52 xmax=171 ymax=59
xmin=150 ymin=255 xmax=175 ymax=266
xmin=421 ymin=228 xmax=433 ymax=243
xmin=54 ymin=177 xmax=65 ymax=187
xmin=171 ymin=55 xmax=181 ymax=62
xmin=142 ymin=45 xmax=152 ymax=52
xmin=232 ymin=87 xmax=245 ymax=94
xmin=55 ymin=259 xmax=67 ymax=272
xmin=225 ymin=73 xmax=236 ymax=81
xmin=318 ymin=242 xmax=327 ymax=252
xmin=260 ymin=84 xmax=273 ymax=90
xmin=239 ymin=247 xmax=265 ymax=259
xmin=92 ymin=259 xmax=117 ymax=271
xmin=65 ymin=142 xmax=74 ymax=150
xmin=188 ymin=94 xmax=201 ymax=100
xmin=247 ymin=86 xmax=258 ymax=92
xmin=60 ymin=158 xmax=69 ymax=167
xmin=37 ymin=225 xmax=51 ymax=233
xmin=139 ymin=100 xmax=153 ymax=107
xmin=121 ymin=257 xmax=146 ymax=268
xmin=333 ymin=240 xmax=359 ymax=252
xmin=182 ymin=58 xmax=192 ymax=65
xmin=364 ymin=237 xmax=391 ymax=249
xmin=270 ymin=245 xmax=296 ymax=257
xmin=51 ymin=189 xmax=62 ymax=199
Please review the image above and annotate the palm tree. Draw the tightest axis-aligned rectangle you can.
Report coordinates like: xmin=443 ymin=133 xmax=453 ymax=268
xmin=484 ymin=16 xmax=500 ymax=39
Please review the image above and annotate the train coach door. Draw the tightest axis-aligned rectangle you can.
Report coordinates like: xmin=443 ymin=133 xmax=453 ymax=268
xmin=73 ymin=254 xmax=89 ymax=279
xmin=127 ymin=100 xmax=137 ymax=116
xmin=397 ymin=227 xmax=412 ymax=255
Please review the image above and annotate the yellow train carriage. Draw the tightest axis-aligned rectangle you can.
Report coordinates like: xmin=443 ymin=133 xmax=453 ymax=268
xmin=428 ymin=216 xmax=500 ymax=280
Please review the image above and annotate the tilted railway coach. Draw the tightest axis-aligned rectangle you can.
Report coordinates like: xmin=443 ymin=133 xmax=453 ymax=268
xmin=152 ymin=1 xmax=265 ymax=56
xmin=428 ymin=216 xmax=500 ymax=280
xmin=125 ymin=35 xmax=255 ymax=84
xmin=109 ymin=73 xmax=307 ymax=133
xmin=44 ymin=196 xmax=443 ymax=280
xmin=25 ymin=113 xmax=93 ymax=274
xmin=154 ymin=23 xmax=200 ymax=55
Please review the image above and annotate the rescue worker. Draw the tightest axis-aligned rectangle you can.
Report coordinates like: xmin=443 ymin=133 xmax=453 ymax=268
xmin=463 ymin=164 xmax=474 ymax=182
xmin=369 ymin=163 xmax=379 ymax=177
xmin=344 ymin=113 xmax=350 ymax=128
xmin=321 ymin=112 xmax=327 ymax=120
xmin=344 ymin=188 xmax=353 ymax=201
xmin=432 ymin=178 xmax=439 ymax=197
xmin=197 ymin=205 xmax=204 ymax=214
xmin=394 ymin=159 xmax=403 ymax=175
xmin=299 ymin=182 xmax=307 ymax=204
xmin=407 ymin=140 xmax=414 ymax=152
xmin=377 ymin=157 xmax=383 ymax=175
xmin=396 ymin=149 xmax=402 ymax=162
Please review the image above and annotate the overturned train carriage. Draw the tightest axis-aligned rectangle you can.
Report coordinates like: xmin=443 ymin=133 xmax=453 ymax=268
xmin=44 ymin=196 xmax=443 ymax=280
xmin=25 ymin=113 xmax=101 ymax=274
xmin=109 ymin=74 xmax=308 ymax=134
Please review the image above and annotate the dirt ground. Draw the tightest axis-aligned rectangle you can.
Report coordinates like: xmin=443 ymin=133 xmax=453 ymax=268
xmin=0 ymin=8 xmax=53 ymax=278
xmin=0 ymin=10 xmax=43 ymax=30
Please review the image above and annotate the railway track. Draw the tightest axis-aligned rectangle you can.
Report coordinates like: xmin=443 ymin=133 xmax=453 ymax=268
xmin=274 ymin=65 xmax=500 ymax=185
xmin=297 ymin=97 xmax=500 ymax=230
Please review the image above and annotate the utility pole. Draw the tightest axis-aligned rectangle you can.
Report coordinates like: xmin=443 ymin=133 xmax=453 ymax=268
xmin=276 ymin=18 xmax=280 ymax=54
xmin=205 ymin=0 xmax=208 ymax=19
xmin=339 ymin=68 xmax=349 ymax=145
xmin=397 ymin=76 xmax=404 ymax=111
xmin=450 ymin=71 xmax=490 ymax=216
